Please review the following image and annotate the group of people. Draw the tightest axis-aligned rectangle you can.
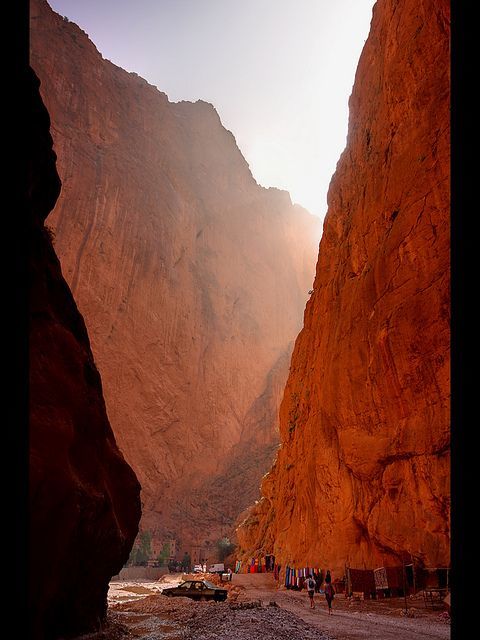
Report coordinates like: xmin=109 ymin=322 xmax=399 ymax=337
xmin=305 ymin=569 xmax=335 ymax=613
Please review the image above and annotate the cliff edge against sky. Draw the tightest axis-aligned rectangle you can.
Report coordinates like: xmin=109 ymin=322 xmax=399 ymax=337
xmin=237 ymin=0 xmax=450 ymax=574
xmin=30 ymin=0 xmax=321 ymax=551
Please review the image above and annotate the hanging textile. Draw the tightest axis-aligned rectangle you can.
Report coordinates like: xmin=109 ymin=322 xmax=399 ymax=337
xmin=285 ymin=564 xmax=329 ymax=589
xmin=265 ymin=554 xmax=275 ymax=572
xmin=348 ymin=568 xmax=376 ymax=596
xmin=385 ymin=566 xmax=404 ymax=591
xmin=374 ymin=567 xmax=388 ymax=590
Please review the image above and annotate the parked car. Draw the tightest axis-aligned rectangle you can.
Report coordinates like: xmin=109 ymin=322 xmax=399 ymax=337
xmin=162 ymin=579 xmax=227 ymax=602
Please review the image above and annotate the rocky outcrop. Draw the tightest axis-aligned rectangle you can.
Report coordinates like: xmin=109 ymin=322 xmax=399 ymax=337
xmin=30 ymin=0 xmax=321 ymax=549
xmin=237 ymin=0 xmax=450 ymax=573
xmin=28 ymin=67 xmax=141 ymax=639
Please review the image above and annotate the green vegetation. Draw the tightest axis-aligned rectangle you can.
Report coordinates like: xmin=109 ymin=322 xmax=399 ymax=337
xmin=181 ymin=552 xmax=191 ymax=571
xmin=127 ymin=530 xmax=152 ymax=566
xmin=157 ymin=542 xmax=171 ymax=566
xmin=216 ymin=537 xmax=236 ymax=561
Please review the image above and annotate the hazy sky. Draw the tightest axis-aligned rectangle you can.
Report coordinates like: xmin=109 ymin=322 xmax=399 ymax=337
xmin=47 ymin=0 xmax=376 ymax=220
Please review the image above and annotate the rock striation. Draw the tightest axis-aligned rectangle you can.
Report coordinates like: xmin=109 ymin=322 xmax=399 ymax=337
xmin=30 ymin=0 xmax=321 ymax=549
xmin=28 ymin=66 xmax=141 ymax=639
xmin=237 ymin=0 xmax=450 ymax=573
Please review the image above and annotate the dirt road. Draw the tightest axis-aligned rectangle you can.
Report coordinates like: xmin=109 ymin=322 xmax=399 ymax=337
xmin=84 ymin=573 xmax=450 ymax=640
xmin=232 ymin=573 xmax=450 ymax=640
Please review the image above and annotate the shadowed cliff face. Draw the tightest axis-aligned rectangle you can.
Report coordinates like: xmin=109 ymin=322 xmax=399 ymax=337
xmin=237 ymin=0 xmax=450 ymax=573
xmin=30 ymin=0 xmax=321 ymax=549
xmin=28 ymin=67 xmax=141 ymax=639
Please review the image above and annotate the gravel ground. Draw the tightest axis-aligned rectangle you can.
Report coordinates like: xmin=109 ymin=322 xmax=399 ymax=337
xmin=111 ymin=596 xmax=332 ymax=639
xmin=75 ymin=573 xmax=450 ymax=640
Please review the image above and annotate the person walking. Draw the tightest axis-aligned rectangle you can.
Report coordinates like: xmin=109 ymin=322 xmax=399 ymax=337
xmin=324 ymin=570 xmax=335 ymax=614
xmin=306 ymin=574 xmax=316 ymax=608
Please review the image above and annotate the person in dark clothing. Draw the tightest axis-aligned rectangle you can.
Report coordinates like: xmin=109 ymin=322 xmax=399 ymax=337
xmin=324 ymin=570 xmax=334 ymax=614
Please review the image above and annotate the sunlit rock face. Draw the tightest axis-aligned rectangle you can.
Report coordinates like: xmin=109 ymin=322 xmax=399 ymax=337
xmin=237 ymin=0 xmax=450 ymax=573
xmin=28 ymin=66 xmax=141 ymax=640
xmin=30 ymin=0 xmax=321 ymax=549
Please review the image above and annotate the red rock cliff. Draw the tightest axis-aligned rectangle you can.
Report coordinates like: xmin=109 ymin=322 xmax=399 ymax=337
xmin=28 ymin=67 xmax=141 ymax=639
xmin=30 ymin=0 xmax=321 ymax=549
xmin=237 ymin=0 xmax=450 ymax=573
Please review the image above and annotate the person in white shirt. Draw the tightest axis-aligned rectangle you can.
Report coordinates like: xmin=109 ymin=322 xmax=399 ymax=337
xmin=306 ymin=574 xmax=316 ymax=609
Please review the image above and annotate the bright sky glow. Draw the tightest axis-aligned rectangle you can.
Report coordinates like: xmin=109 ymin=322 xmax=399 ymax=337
xmin=46 ymin=0 xmax=376 ymax=221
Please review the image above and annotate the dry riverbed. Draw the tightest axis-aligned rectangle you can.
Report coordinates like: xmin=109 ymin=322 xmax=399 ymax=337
xmin=75 ymin=573 xmax=450 ymax=640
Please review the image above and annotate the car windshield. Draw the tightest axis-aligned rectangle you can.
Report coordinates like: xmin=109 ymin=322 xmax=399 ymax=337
xmin=203 ymin=580 xmax=218 ymax=589
xmin=178 ymin=582 xmax=192 ymax=589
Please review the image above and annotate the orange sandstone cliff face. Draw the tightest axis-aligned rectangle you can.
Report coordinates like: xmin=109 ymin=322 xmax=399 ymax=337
xmin=30 ymin=0 xmax=321 ymax=549
xmin=237 ymin=0 xmax=450 ymax=573
xmin=28 ymin=67 xmax=141 ymax=639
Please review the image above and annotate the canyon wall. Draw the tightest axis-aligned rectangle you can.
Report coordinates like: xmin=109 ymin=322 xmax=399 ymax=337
xmin=28 ymin=66 xmax=141 ymax=639
xmin=237 ymin=0 xmax=450 ymax=574
xmin=30 ymin=0 xmax=321 ymax=550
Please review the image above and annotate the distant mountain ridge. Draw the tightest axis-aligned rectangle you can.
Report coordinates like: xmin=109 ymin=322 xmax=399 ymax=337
xmin=30 ymin=0 xmax=321 ymax=551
